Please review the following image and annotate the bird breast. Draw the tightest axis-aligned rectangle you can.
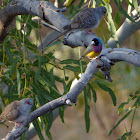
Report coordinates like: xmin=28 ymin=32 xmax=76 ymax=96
xmin=93 ymin=44 xmax=102 ymax=53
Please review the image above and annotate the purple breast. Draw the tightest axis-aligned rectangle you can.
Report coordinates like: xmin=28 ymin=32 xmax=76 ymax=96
xmin=93 ymin=44 xmax=102 ymax=53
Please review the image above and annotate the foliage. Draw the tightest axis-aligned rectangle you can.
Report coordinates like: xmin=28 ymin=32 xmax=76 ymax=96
xmin=0 ymin=0 xmax=140 ymax=139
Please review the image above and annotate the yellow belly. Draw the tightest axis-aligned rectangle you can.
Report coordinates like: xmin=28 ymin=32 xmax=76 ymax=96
xmin=86 ymin=51 xmax=101 ymax=59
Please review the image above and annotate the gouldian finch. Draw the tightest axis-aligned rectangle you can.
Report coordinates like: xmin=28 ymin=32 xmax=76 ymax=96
xmin=79 ymin=37 xmax=102 ymax=60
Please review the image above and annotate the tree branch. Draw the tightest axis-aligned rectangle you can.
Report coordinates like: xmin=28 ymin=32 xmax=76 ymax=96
xmin=0 ymin=0 xmax=70 ymax=43
xmin=107 ymin=6 xmax=140 ymax=48
xmin=3 ymin=47 xmax=140 ymax=140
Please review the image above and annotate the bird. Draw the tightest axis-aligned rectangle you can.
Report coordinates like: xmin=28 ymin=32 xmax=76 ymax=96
xmin=63 ymin=6 xmax=107 ymax=32
xmin=48 ymin=6 xmax=107 ymax=45
xmin=79 ymin=37 xmax=102 ymax=60
xmin=0 ymin=98 xmax=33 ymax=126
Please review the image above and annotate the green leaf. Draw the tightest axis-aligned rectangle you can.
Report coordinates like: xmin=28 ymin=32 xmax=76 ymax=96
xmin=84 ymin=87 xmax=91 ymax=133
xmin=5 ymin=47 xmax=14 ymax=63
xmin=133 ymin=97 xmax=140 ymax=107
xmin=115 ymin=10 xmax=122 ymax=24
xmin=109 ymin=111 xmax=132 ymax=136
xmin=105 ymin=3 xmax=119 ymax=46
xmin=114 ymin=0 xmax=135 ymax=23
xmin=78 ymin=0 xmax=84 ymax=8
xmin=95 ymin=81 xmax=116 ymax=106
xmin=88 ymin=83 xmax=97 ymax=103
xmin=65 ymin=0 xmax=74 ymax=6
xmin=63 ymin=65 xmax=81 ymax=72
xmin=59 ymin=106 xmax=65 ymax=123
xmin=34 ymin=55 xmax=41 ymax=83
xmin=16 ymin=69 xmax=21 ymax=95
xmin=46 ymin=131 xmax=52 ymax=140
xmin=0 ymin=62 xmax=4 ymax=66
xmin=121 ymin=132 xmax=132 ymax=140
xmin=33 ymin=119 xmax=45 ymax=140
xmin=135 ymin=90 xmax=140 ymax=95
xmin=60 ymin=59 xmax=86 ymax=65
xmin=46 ymin=113 xmax=53 ymax=136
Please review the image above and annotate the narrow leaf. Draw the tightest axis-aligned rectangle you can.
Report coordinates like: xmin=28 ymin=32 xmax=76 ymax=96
xmin=33 ymin=119 xmax=45 ymax=140
xmin=16 ymin=69 xmax=21 ymax=95
xmin=84 ymin=87 xmax=91 ymax=132
xmin=95 ymin=82 xmax=116 ymax=106
xmin=109 ymin=111 xmax=132 ymax=136
xmin=88 ymin=83 xmax=97 ymax=103
xmin=132 ymin=0 xmax=138 ymax=13
xmin=114 ymin=0 xmax=135 ymax=23
xmin=34 ymin=55 xmax=41 ymax=83
xmin=63 ymin=65 xmax=81 ymax=72
xmin=59 ymin=106 xmax=65 ymax=123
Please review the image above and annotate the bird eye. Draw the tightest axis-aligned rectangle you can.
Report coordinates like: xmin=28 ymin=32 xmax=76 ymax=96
xmin=26 ymin=101 xmax=30 ymax=104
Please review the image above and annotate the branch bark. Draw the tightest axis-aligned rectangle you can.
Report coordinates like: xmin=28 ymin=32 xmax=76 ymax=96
xmin=0 ymin=0 xmax=70 ymax=43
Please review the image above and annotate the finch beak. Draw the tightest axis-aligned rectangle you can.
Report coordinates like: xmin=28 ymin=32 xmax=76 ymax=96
xmin=91 ymin=41 xmax=95 ymax=45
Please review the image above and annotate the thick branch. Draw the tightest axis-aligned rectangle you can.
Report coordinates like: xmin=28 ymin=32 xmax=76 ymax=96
xmin=107 ymin=6 xmax=140 ymax=48
xmin=3 ymin=48 xmax=140 ymax=140
xmin=0 ymin=0 xmax=70 ymax=43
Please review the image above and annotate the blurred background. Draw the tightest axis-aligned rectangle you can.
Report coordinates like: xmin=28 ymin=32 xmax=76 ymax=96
xmin=0 ymin=0 xmax=140 ymax=139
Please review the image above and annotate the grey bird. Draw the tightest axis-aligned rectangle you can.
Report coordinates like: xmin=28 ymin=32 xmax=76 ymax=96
xmin=0 ymin=98 xmax=33 ymax=126
xmin=49 ymin=6 xmax=107 ymax=45
xmin=63 ymin=6 xmax=107 ymax=31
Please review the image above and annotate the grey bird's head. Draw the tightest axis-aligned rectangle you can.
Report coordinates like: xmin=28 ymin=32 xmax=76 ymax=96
xmin=19 ymin=98 xmax=33 ymax=115
xmin=0 ymin=98 xmax=33 ymax=124
xmin=99 ymin=6 xmax=107 ymax=16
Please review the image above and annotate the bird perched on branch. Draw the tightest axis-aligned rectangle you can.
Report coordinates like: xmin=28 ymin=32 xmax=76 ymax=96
xmin=0 ymin=98 xmax=33 ymax=126
xmin=48 ymin=6 xmax=107 ymax=45
xmin=79 ymin=37 xmax=102 ymax=60
xmin=63 ymin=6 xmax=107 ymax=32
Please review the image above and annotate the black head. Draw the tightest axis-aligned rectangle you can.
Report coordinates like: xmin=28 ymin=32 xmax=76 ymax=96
xmin=92 ymin=38 xmax=101 ymax=46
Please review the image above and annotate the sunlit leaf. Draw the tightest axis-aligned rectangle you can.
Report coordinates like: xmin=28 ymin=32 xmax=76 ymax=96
xmin=132 ymin=0 xmax=138 ymax=13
